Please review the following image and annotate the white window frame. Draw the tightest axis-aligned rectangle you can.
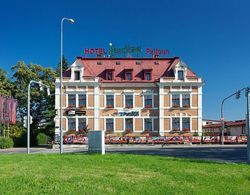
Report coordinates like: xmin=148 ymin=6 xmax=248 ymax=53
xmin=170 ymin=116 xmax=192 ymax=132
xmin=144 ymin=118 xmax=153 ymax=131
xmin=143 ymin=94 xmax=154 ymax=108
xmin=105 ymin=118 xmax=115 ymax=131
xmin=124 ymin=118 xmax=134 ymax=131
xmin=78 ymin=117 xmax=87 ymax=131
xmin=124 ymin=93 xmax=134 ymax=108
xmin=78 ymin=93 xmax=87 ymax=108
xmin=105 ymin=94 xmax=115 ymax=108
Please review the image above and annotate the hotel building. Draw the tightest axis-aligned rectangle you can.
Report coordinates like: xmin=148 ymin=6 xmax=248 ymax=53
xmin=54 ymin=57 xmax=203 ymax=139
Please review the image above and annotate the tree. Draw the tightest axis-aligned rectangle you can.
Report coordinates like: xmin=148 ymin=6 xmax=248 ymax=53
xmin=0 ymin=67 xmax=13 ymax=96
xmin=11 ymin=61 xmax=56 ymax=145
xmin=56 ymin=55 xmax=69 ymax=77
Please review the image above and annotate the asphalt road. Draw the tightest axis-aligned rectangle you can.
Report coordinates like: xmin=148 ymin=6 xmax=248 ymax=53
xmin=0 ymin=145 xmax=247 ymax=164
xmin=106 ymin=145 xmax=247 ymax=163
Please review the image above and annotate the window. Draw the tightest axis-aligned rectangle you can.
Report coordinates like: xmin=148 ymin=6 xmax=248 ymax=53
xmin=125 ymin=71 xmax=132 ymax=80
xmin=172 ymin=118 xmax=180 ymax=131
xmin=106 ymin=118 xmax=114 ymax=131
xmin=106 ymin=71 xmax=113 ymax=80
xmin=78 ymin=118 xmax=86 ymax=131
xmin=182 ymin=94 xmax=190 ymax=107
xmin=74 ymin=71 xmax=80 ymax=80
xmin=172 ymin=94 xmax=180 ymax=107
xmin=125 ymin=95 xmax=133 ymax=108
xmin=125 ymin=118 xmax=133 ymax=131
xmin=144 ymin=118 xmax=153 ymax=131
xmin=242 ymin=126 xmax=246 ymax=134
xmin=106 ymin=95 xmax=114 ymax=108
xmin=144 ymin=95 xmax=152 ymax=108
xmin=68 ymin=94 xmax=76 ymax=107
xmin=68 ymin=118 xmax=76 ymax=131
xmin=178 ymin=70 xmax=184 ymax=80
xmin=79 ymin=94 xmax=86 ymax=107
xmin=182 ymin=118 xmax=190 ymax=131
xmin=144 ymin=72 xmax=151 ymax=80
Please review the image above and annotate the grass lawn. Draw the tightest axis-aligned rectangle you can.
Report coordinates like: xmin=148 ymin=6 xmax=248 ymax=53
xmin=0 ymin=153 xmax=250 ymax=194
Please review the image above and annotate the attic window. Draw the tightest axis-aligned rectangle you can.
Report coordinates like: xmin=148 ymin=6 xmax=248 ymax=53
xmin=136 ymin=61 xmax=141 ymax=65
xmin=106 ymin=70 xmax=113 ymax=80
xmin=116 ymin=61 xmax=121 ymax=65
xmin=144 ymin=72 xmax=151 ymax=81
xmin=74 ymin=71 xmax=80 ymax=80
xmin=154 ymin=61 xmax=159 ymax=65
xmin=97 ymin=61 xmax=102 ymax=65
xmin=143 ymin=69 xmax=152 ymax=81
xmin=178 ymin=70 xmax=184 ymax=80
xmin=125 ymin=71 xmax=132 ymax=80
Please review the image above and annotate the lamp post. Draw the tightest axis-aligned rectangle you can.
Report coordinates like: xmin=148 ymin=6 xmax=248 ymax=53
xmin=60 ymin=17 xmax=74 ymax=154
xmin=27 ymin=80 xmax=50 ymax=154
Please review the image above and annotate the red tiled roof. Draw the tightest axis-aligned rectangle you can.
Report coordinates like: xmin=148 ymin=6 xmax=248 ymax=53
xmin=203 ymin=120 xmax=246 ymax=128
xmin=63 ymin=57 xmax=198 ymax=82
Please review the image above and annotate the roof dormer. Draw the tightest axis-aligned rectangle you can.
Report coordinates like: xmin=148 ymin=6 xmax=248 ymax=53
xmin=173 ymin=61 xmax=187 ymax=81
xmin=71 ymin=60 xmax=84 ymax=81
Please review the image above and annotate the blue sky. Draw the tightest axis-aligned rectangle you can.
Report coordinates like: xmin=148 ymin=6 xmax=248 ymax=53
xmin=0 ymin=0 xmax=249 ymax=120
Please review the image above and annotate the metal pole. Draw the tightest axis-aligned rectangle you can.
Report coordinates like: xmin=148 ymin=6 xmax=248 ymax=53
xmin=221 ymin=96 xmax=233 ymax=145
xmin=221 ymin=100 xmax=225 ymax=145
xmin=60 ymin=17 xmax=74 ymax=154
xmin=27 ymin=81 xmax=31 ymax=154
xmin=60 ymin=18 xmax=63 ymax=154
xmin=247 ymin=90 xmax=250 ymax=164
xmin=27 ymin=80 xmax=50 ymax=154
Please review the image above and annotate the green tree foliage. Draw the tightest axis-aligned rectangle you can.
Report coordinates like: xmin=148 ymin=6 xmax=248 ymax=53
xmin=11 ymin=61 xmax=56 ymax=145
xmin=56 ymin=55 xmax=69 ymax=77
xmin=0 ymin=67 xmax=13 ymax=96
xmin=8 ymin=123 xmax=26 ymax=138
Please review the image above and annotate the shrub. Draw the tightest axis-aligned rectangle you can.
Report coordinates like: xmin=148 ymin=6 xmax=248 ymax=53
xmin=5 ymin=123 xmax=27 ymax=147
xmin=13 ymin=133 xmax=27 ymax=147
xmin=36 ymin=133 xmax=50 ymax=145
xmin=0 ymin=137 xmax=14 ymax=149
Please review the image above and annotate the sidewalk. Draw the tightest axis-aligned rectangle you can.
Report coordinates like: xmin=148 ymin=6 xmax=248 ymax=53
xmin=0 ymin=144 xmax=247 ymax=154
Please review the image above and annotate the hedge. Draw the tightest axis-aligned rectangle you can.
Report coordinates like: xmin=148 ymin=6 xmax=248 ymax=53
xmin=36 ymin=133 xmax=50 ymax=145
xmin=0 ymin=137 xmax=14 ymax=149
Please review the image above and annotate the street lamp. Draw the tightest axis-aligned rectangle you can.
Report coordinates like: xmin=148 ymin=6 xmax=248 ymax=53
xmin=60 ymin=17 xmax=75 ymax=154
xmin=27 ymin=80 xmax=50 ymax=154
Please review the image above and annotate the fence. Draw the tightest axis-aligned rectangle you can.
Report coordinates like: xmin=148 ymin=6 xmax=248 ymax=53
xmin=63 ymin=134 xmax=247 ymax=145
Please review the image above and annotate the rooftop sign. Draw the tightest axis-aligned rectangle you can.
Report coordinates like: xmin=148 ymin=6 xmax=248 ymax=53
xmin=83 ymin=44 xmax=169 ymax=57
